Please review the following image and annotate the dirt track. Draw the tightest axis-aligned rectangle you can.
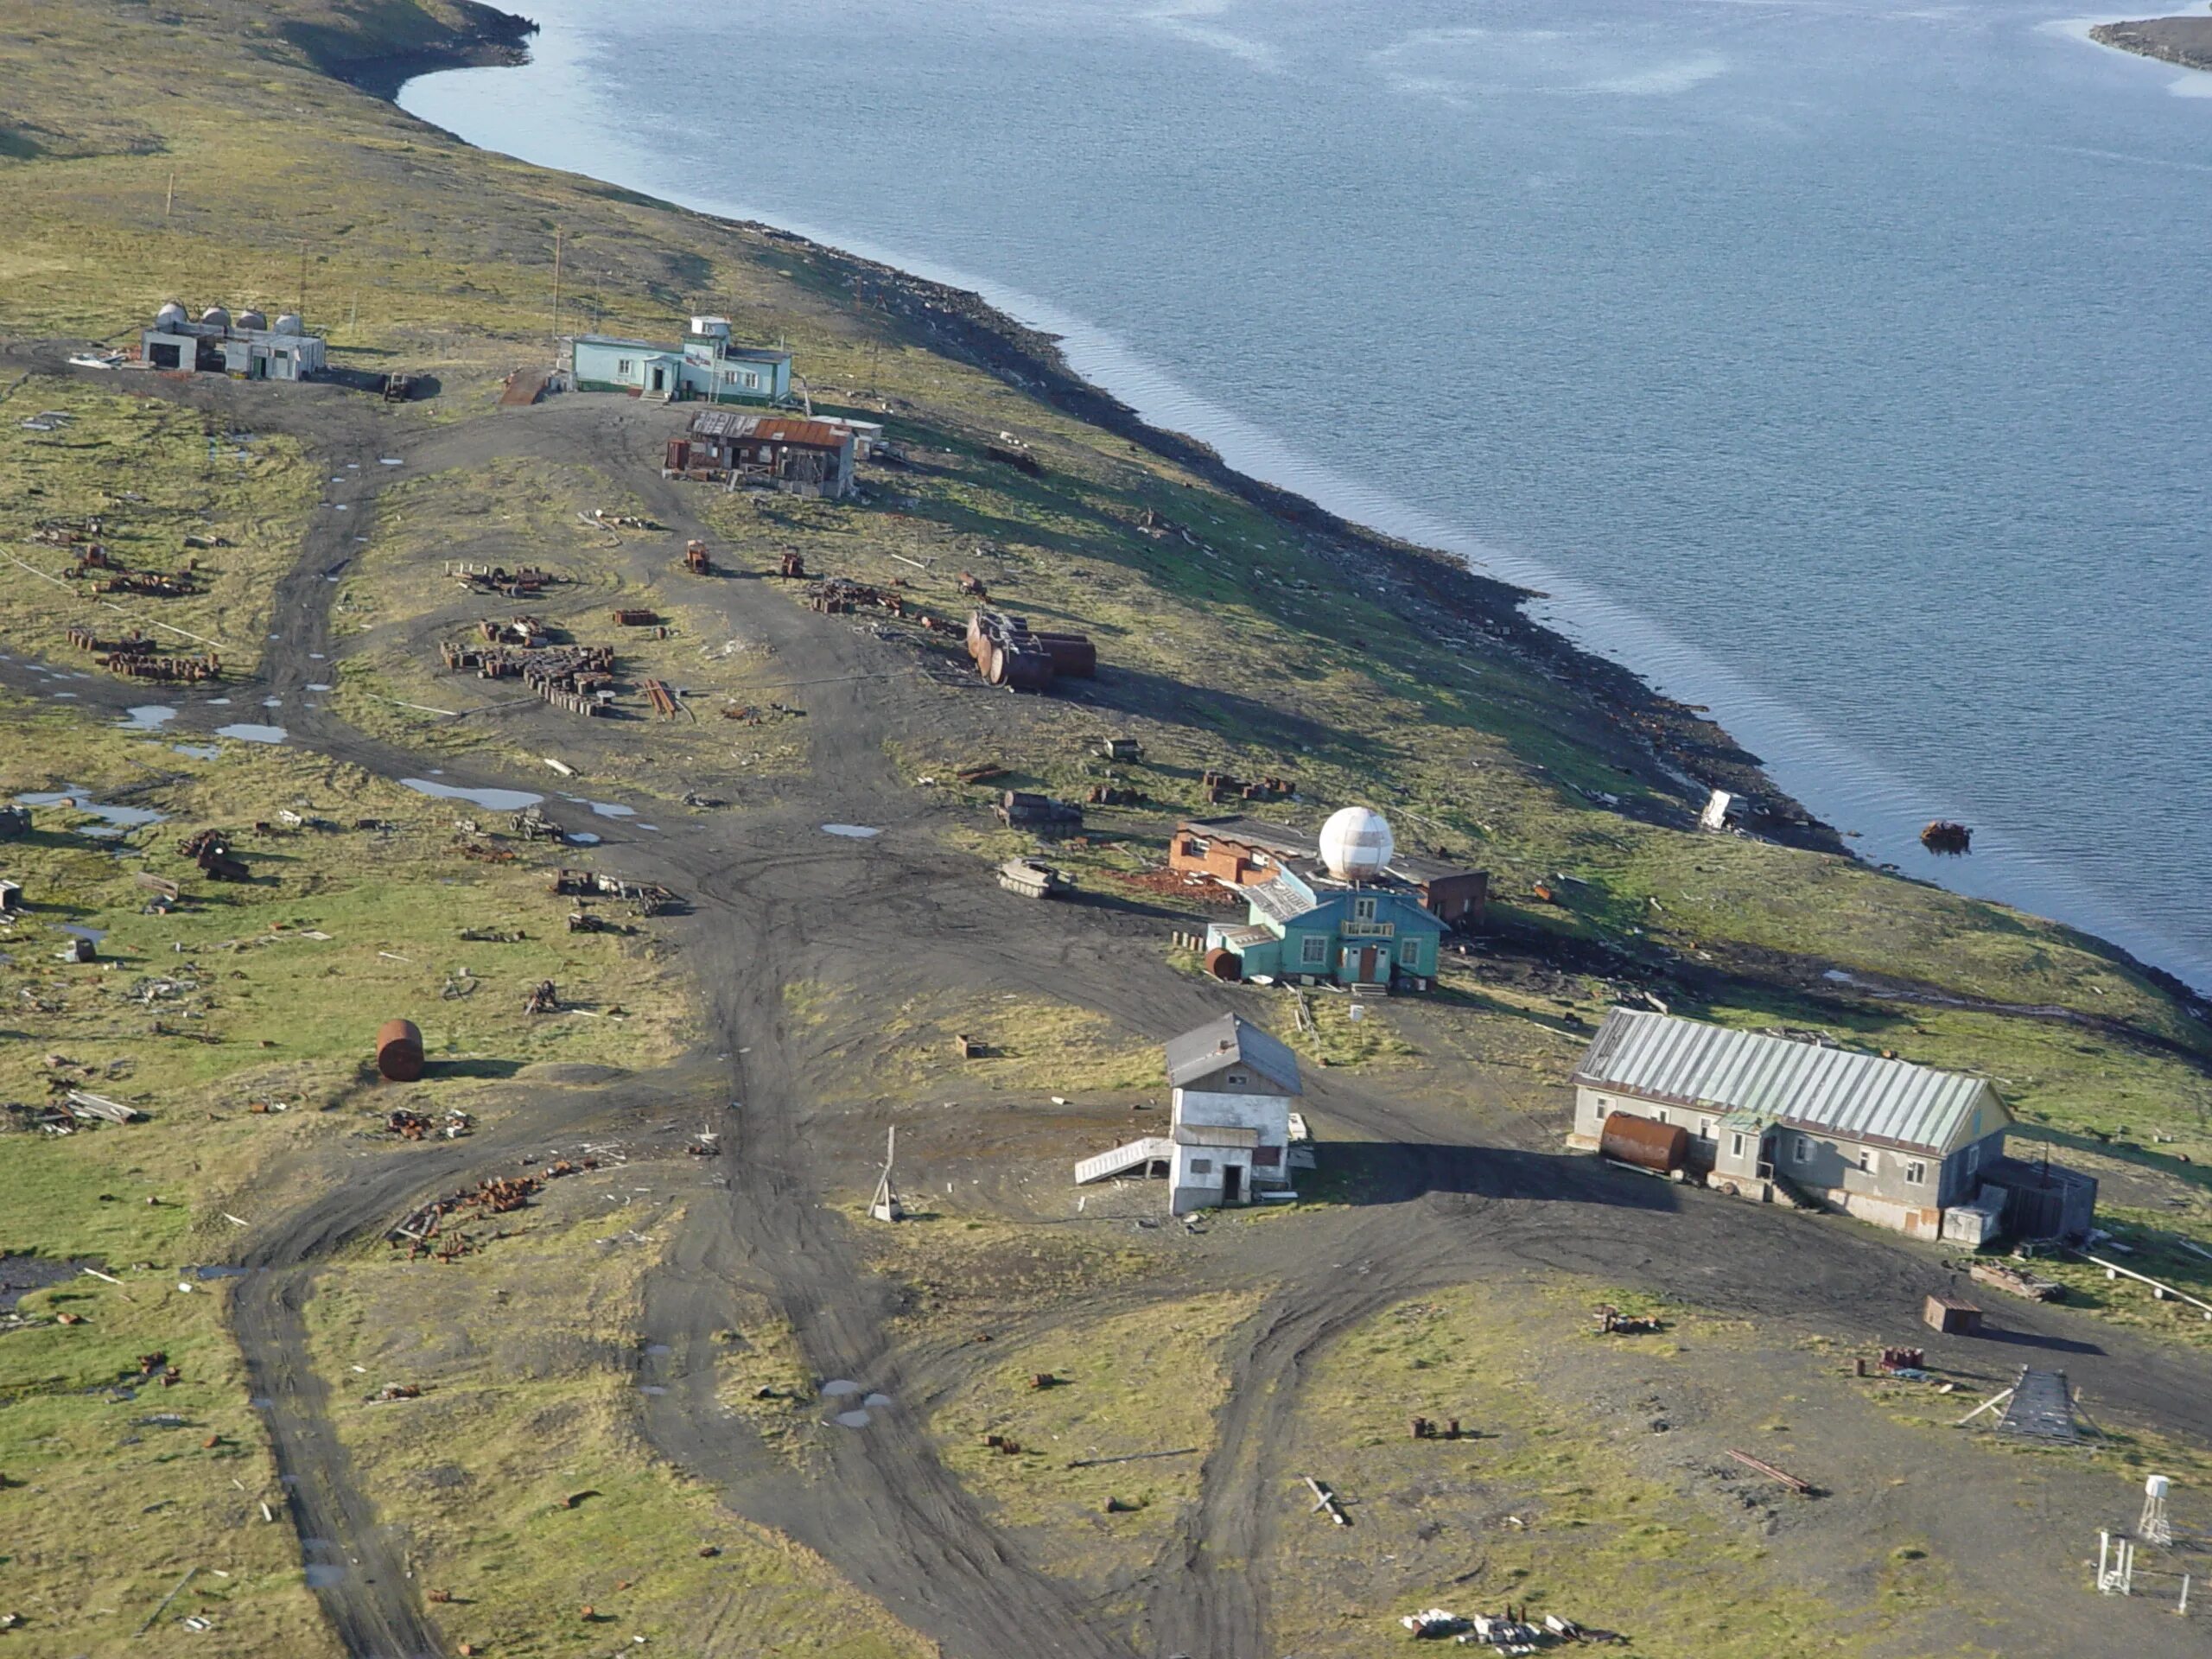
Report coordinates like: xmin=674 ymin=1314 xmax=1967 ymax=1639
xmin=10 ymin=352 xmax=2212 ymax=1657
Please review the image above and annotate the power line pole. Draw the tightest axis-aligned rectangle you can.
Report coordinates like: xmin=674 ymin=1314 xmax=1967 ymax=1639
xmin=550 ymin=226 xmax=563 ymax=365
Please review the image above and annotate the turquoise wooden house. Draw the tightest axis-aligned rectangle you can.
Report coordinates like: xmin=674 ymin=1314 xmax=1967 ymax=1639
xmin=1204 ymin=868 xmax=1444 ymax=990
xmin=569 ymin=316 xmax=792 ymax=404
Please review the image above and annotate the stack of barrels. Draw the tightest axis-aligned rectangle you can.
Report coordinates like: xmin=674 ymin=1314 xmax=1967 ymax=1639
xmin=966 ymin=611 xmax=1095 ymax=692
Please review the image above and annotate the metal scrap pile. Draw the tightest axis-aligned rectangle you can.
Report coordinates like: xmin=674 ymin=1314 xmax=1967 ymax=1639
xmin=65 ymin=627 xmax=219 ymax=681
xmin=388 ymin=1173 xmax=548 ymax=1260
xmin=965 ymin=610 xmax=1095 ymax=692
xmin=452 ymin=564 xmax=560 ymax=598
xmin=804 ymin=576 xmax=952 ymax=634
xmin=440 ymin=634 xmax=619 ymax=715
xmin=550 ymin=868 xmax=677 ymax=916
xmin=176 ymin=828 xmax=248 ymax=881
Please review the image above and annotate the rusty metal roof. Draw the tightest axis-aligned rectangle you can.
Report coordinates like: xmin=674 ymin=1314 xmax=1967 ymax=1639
xmin=1572 ymin=1008 xmax=2005 ymax=1156
xmin=751 ymin=418 xmax=849 ymax=448
xmin=1165 ymin=1013 xmax=1301 ymax=1096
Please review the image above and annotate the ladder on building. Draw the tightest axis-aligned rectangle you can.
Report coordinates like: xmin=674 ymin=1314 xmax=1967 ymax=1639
xmin=1074 ymin=1136 xmax=1174 ymax=1185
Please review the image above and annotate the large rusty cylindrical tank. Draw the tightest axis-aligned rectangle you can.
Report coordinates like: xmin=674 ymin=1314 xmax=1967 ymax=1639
xmin=1599 ymin=1111 xmax=1688 ymax=1173
xmin=375 ymin=1018 xmax=425 ymax=1082
xmin=1033 ymin=633 xmax=1096 ymax=677
xmin=1204 ymin=947 xmax=1243 ymax=982
xmin=1002 ymin=646 xmax=1056 ymax=692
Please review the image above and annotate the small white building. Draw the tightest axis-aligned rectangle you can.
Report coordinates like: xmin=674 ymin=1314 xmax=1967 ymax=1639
xmin=1074 ymin=1013 xmax=1302 ymax=1214
xmin=139 ymin=302 xmax=326 ymax=381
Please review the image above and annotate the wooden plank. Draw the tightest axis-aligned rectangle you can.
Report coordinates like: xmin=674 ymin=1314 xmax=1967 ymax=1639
xmin=1726 ymin=1448 xmax=1812 ymax=1494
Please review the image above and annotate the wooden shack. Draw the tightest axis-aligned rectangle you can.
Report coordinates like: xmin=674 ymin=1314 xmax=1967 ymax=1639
xmin=1923 ymin=1292 xmax=1984 ymax=1336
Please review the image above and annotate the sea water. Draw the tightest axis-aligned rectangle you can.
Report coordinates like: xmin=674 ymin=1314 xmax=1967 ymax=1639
xmin=404 ymin=0 xmax=2212 ymax=990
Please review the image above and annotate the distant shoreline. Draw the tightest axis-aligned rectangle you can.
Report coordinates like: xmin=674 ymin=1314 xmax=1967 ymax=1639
xmin=2090 ymin=16 xmax=2212 ymax=73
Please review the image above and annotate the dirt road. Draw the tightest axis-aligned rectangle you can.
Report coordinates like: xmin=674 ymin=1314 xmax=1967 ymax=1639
xmin=10 ymin=354 xmax=2212 ymax=1658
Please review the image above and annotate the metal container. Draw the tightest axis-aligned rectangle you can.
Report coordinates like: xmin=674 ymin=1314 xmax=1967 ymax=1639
xmin=1204 ymin=947 xmax=1243 ymax=982
xmin=1032 ymin=633 xmax=1096 ymax=677
xmin=375 ymin=1018 xmax=425 ymax=1083
xmin=1599 ymin=1111 xmax=1688 ymax=1173
xmin=1001 ymin=646 xmax=1055 ymax=691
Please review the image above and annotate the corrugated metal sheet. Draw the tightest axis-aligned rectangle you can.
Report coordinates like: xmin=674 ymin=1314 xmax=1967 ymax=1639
xmin=1248 ymin=871 xmax=1317 ymax=925
xmin=1164 ymin=1014 xmax=1302 ymax=1096
xmin=1573 ymin=1008 xmax=2001 ymax=1156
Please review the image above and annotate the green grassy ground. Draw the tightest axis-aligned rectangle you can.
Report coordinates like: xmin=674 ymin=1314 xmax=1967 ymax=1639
xmin=931 ymin=1290 xmax=1263 ymax=1583
xmin=304 ymin=1185 xmax=929 ymax=1658
xmin=0 ymin=377 xmax=317 ymax=673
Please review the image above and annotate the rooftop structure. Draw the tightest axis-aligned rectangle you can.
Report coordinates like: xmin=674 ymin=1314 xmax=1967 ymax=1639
xmin=1077 ymin=1014 xmax=1302 ymax=1213
xmin=1169 ymin=815 xmax=1488 ymax=930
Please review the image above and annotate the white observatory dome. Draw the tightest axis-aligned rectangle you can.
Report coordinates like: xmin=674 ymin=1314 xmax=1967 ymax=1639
xmin=199 ymin=305 xmax=230 ymax=329
xmin=273 ymin=312 xmax=302 ymax=336
xmin=1319 ymin=805 xmax=1395 ymax=882
xmin=236 ymin=308 xmax=268 ymax=333
xmin=156 ymin=301 xmax=187 ymax=328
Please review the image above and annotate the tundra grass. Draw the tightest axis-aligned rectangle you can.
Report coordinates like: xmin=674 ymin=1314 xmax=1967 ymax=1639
xmin=303 ymin=1184 xmax=929 ymax=1659
xmin=931 ymin=1289 xmax=1265 ymax=1584
xmin=0 ymin=377 xmax=317 ymax=675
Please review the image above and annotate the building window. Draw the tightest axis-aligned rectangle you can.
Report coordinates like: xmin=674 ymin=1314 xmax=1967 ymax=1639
xmin=1653 ymin=1109 xmax=1668 ymax=1125
xmin=1792 ymin=1136 xmax=1812 ymax=1165
xmin=1905 ymin=1160 xmax=1927 ymax=1185
xmin=1398 ymin=938 xmax=1420 ymax=965
xmin=1226 ymin=1073 xmax=1246 ymax=1086
xmin=617 ymin=358 xmax=633 ymax=375
xmin=1730 ymin=1132 xmax=1746 ymax=1159
xmin=1299 ymin=935 xmax=1327 ymax=967
xmin=1856 ymin=1147 xmax=1871 ymax=1172
xmin=1353 ymin=896 xmax=1377 ymax=922
xmin=1698 ymin=1118 xmax=1714 ymax=1140
xmin=1961 ymin=1141 xmax=1981 ymax=1177
xmin=1190 ymin=1159 xmax=1212 ymax=1174
xmin=742 ymin=371 xmax=760 ymax=388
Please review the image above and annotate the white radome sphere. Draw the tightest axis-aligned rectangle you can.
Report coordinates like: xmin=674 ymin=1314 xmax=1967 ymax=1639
xmin=1319 ymin=805 xmax=1394 ymax=880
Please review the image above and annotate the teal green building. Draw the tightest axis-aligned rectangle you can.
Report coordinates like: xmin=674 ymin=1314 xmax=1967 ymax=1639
xmin=1205 ymin=868 xmax=1443 ymax=989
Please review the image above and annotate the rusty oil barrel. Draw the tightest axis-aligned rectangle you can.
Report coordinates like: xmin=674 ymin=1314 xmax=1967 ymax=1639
xmin=1598 ymin=1111 xmax=1688 ymax=1173
xmin=375 ymin=1018 xmax=426 ymax=1083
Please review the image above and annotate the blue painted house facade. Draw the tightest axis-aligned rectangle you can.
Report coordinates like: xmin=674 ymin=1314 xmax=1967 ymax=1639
xmin=1205 ymin=868 xmax=1444 ymax=989
xmin=569 ymin=316 xmax=792 ymax=404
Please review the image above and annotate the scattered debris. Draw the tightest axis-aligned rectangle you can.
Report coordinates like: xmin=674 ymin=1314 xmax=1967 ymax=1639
xmin=997 ymin=857 xmax=1072 ymax=899
xmin=1970 ymin=1260 xmax=2064 ymax=1302
xmin=1304 ymin=1474 xmax=1351 ymax=1527
xmin=1726 ymin=1448 xmax=1814 ymax=1496
xmin=1921 ymin=820 xmax=1973 ymax=855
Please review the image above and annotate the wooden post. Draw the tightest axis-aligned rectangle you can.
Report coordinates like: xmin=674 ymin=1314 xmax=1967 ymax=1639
xmin=164 ymin=168 xmax=175 ymax=220
xmin=551 ymin=226 xmax=563 ymax=360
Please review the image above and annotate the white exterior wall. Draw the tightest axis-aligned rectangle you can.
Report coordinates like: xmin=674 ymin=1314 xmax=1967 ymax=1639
xmin=1170 ymin=1084 xmax=1292 ymax=1212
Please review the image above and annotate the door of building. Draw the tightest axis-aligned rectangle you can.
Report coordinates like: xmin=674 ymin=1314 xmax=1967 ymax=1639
xmin=1222 ymin=1164 xmax=1243 ymax=1205
xmin=1356 ymin=945 xmax=1380 ymax=983
xmin=650 ymin=365 xmax=667 ymax=393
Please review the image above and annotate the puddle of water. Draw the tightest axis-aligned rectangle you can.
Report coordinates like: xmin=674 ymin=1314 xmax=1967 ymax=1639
xmin=586 ymin=801 xmax=635 ymax=819
xmin=308 ymin=652 xmax=326 ymax=661
xmin=207 ymin=697 xmax=232 ymax=706
xmin=836 ymin=1409 xmax=872 ymax=1428
xmin=645 ymin=1343 xmax=671 ymax=1357
xmin=863 ymin=1392 xmax=893 ymax=1408
xmin=306 ymin=683 xmax=333 ymax=692
xmin=16 ymin=790 xmax=168 ymax=836
xmin=399 ymin=778 xmax=543 ymax=812
xmin=637 ymin=824 xmax=661 ymax=833
xmin=822 ymin=1379 xmax=861 ymax=1398
xmin=191 ymin=1264 xmax=249 ymax=1280
xmin=378 ymin=457 xmax=404 ymax=466
xmin=822 ymin=824 xmax=881 ymax=839
xmin=0 ymin=1253 xmax=106 ymax=1311
xmin=118 ymin=705 xmax=176 ymax=731
xmin=261 ymin=697 xmax=283 ymax=709
xmin=172 ymin=743 xmax=221 ymax=760
xmin=214 ymin=723 xmax=288 ymax=745
xmin=639 ymin=1383 xmax=668 ymax=1395
xmin=305 ymin=1565 xmax=346 ymax=1588
xmin=51 ymin=691 xmax=77 ymax=699
xmin=568 ymin=832 xmax=601 ymax=846
xmin=57 ymin=924 xmax=106 ymax=944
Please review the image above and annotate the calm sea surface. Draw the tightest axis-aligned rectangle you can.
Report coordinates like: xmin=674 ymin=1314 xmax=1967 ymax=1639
xmin=404 ymin=1 xmax=2212 ymax=992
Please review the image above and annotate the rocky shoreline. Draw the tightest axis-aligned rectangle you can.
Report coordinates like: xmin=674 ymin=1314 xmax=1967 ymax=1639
xmin=300 ymin=1 xmax=542 ymax=102
xmin=371 ymin=7 xmax=1834 ymax=855
xmin=2090 ymin=16 xmax=2212 ymax=74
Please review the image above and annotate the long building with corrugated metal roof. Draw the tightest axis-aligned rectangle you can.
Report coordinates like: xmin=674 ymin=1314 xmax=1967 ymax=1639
xmin=1567 ymin=1008 xmax=2056 ymax=1243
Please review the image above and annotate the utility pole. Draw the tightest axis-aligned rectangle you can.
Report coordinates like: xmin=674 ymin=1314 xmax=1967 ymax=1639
xmin=550 ymin=226 xmax=563 ymax=365
xmin=298 ymin=239 xmax=308 ymax=321
xmin=164 ymin=168 xmax=175 ymax=221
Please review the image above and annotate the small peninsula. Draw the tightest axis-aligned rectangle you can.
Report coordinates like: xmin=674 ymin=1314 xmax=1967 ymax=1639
xmin=2092 ymin=14 xmax=2212 ymax=73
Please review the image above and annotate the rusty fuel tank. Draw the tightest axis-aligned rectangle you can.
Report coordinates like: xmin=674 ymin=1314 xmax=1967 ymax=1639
xmin=1599 ymin=1111 xmax=1688 ymax=1173
xmin=376 ymin=1018 xmax=426 ymax=1083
